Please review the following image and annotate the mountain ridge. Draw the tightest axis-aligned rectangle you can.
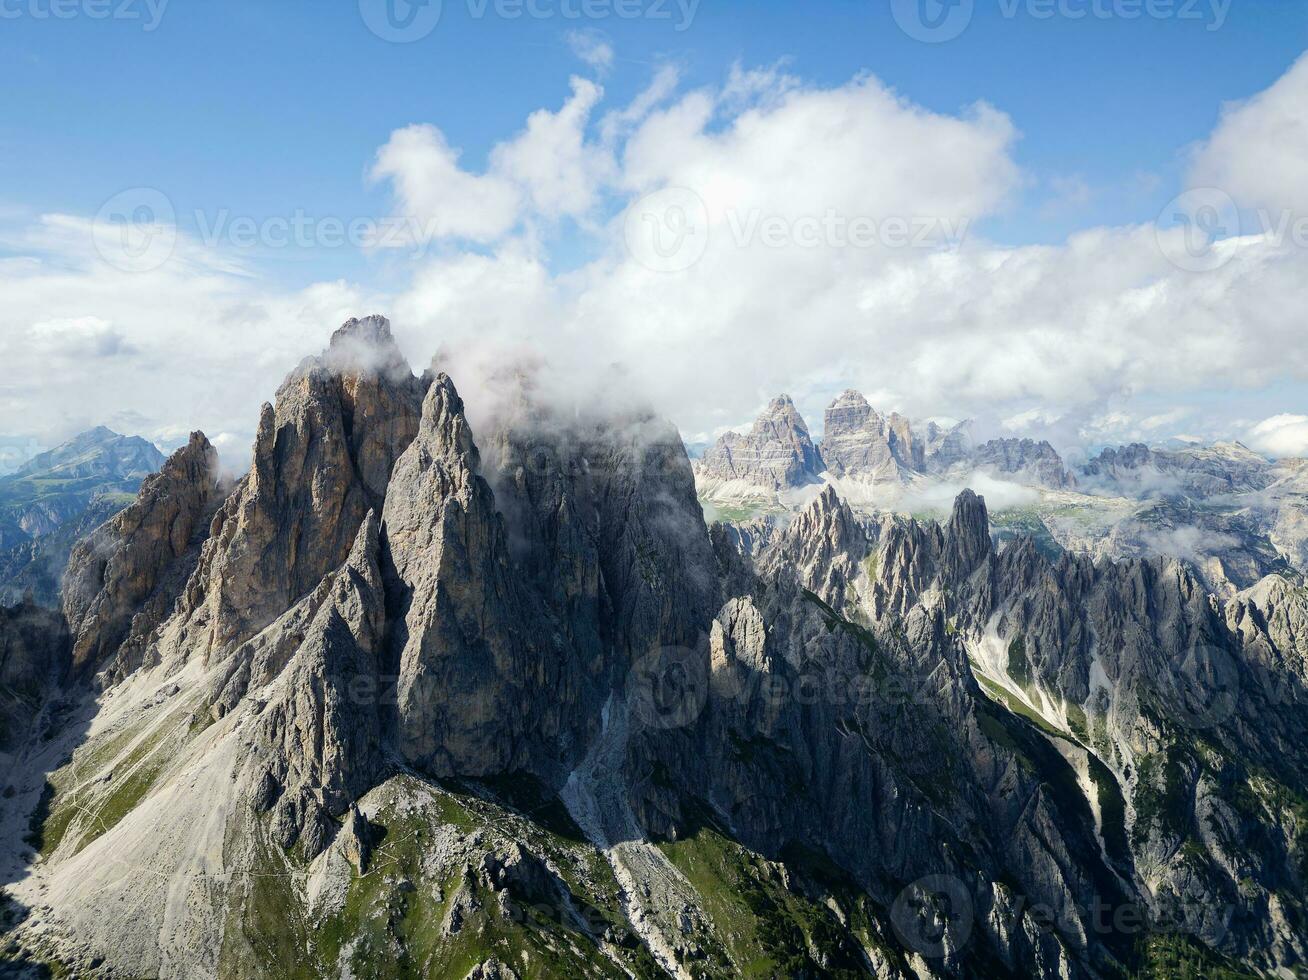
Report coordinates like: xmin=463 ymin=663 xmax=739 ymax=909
xmin=0 ymin=317 xmax=1304 ymax=979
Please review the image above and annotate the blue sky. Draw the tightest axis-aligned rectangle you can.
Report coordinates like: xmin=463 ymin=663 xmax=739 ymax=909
xmin=5 ymin=0 xmax=1305 ymax=276
xmin=2 ymin=0 xmax=1308 ymax=459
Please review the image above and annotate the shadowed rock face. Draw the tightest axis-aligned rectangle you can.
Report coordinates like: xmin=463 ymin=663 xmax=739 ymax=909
xmin=382 ymin=374 xmax=559 ymax=778
xmin=6 ymin=319 xmax=1308 ymax=979
xmin=0 ymin=598 xmax=68 ymax=749
xmin=970 ymin=437 xmax=1073 ymax=488
xmin=697 ymin=394 xmax=822 ymax=490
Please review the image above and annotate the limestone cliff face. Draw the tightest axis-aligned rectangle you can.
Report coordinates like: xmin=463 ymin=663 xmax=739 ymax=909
xmin=61 ymin=431 xmax=220 ymax=676
xmin=239 ymin=513 xmax=389 ymax=858
xmin=821 ymin=389 xmax=921 ymax=481
xmin=696 ymin=394 xmax=822 ymax=490
xmin=178 ymin=316 xmax=426 ymax=657
xmin=969 ymin=437 xmax=1073 ymax=489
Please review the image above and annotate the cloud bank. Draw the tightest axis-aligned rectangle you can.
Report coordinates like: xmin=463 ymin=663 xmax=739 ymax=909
xmin=2 ymin=50 xmax=1307 ymax=470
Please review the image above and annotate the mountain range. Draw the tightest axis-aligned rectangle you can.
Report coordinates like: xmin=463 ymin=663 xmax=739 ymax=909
xmin=0 ymin=317 xmax=1304 ymax=979
xmin=694 ymin=394 xmax=1308 ymax=601
xmin=0 ymin=427 xmax=166 ymax=607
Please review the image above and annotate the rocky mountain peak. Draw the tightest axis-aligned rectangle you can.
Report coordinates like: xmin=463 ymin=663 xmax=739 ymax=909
xmin=763 ymin=392 xmax=800 ymax=416
xmin=62 ymin=430 xmax=221 ymax=674
xmin=762 ymin=484 xmax=869 ymax=606
xmin=696 ymin=393 xmax=822 ymax=491
xmin=944 ymin=487 xmax=991 ymax=579
xmin=970 ymin=437 xmax=1073 ymax=488
xmin=175 ymin=317 xmax=427 ymax=655
xmin=5 ymin=426 xmax=164 ymax=486
xmin=820 ymin=389 xmax=921 ymax=480
xmin=420 ymin=372 xmax=481 ymax=470
xmin=322 ymin=314 xmax=410 ymax=379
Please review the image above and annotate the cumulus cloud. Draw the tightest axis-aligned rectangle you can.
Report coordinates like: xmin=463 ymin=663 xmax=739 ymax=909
xmin=368 ymin=125 xmax=522 ymax=244
xmin=1189 ymin=51 xmax=1308 ymax=216
xmin=1247 ymin=415 xmax=1308 ymax=459
xmin=375 ymin=60 xmax=1308 ymax=452
xmin=6 ymin=54 xmax=1308 ymax=474
xmin=490 ymin=77 xmax=612 ymax=220
xmin=386 ymin=68 xmax=1024 ymax=438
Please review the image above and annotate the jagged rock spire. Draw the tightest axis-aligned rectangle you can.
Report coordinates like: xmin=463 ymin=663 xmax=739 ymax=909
xmin=382 ymin=373 xmax=550 ymax=778
xmin=177 ymin=317 xmax=427 ymax=655
xmin=62 ymin=430 xmax=220 ymax=674
xmin=943 ymin=488 xmax=991 ymax=581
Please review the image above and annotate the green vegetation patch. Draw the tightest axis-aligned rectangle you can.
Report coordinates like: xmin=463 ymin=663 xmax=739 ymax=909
xmin=1125 ymin=932 xmax=1257 ymax=979
xmin=222 ymin=775 xmax=663 ymax=980
xmin=657 ymin=816 xmax=884 ymax=978
xmin=1006 ymin=635 xmax=1032 ymax=688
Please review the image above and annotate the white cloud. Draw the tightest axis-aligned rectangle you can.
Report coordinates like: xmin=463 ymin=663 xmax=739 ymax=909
xmin=7 ymin=55 xmax=1308 ymax=476
xmin=238 ymin=61 xmax=1308 ymax=452
xmin=370 ymin=79 xmax=613 ymax=244
xmin=1247 ymin=415 xmax=1308 ymax=459
xmin=28 ymin=316 xmax=133 ymax=359
xmin=0 ymin=227 xmax=376 ymax=461
xmin=566 ymin=29 xmax=614 ymax=73
xmin=1189 ymin=51 xmax=1308 ymax=216
xmin=490 ymin=77 xmax=612 ymax=220
xmin=368 ymin=124 xmax=522 ymax=244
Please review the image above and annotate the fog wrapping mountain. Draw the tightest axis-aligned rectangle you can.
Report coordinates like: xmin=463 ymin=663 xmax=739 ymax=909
xmin=0 ymin=318 xmax=1305 ymax=978
xmin=694 ymin=395 xmax=1308 ymax=601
